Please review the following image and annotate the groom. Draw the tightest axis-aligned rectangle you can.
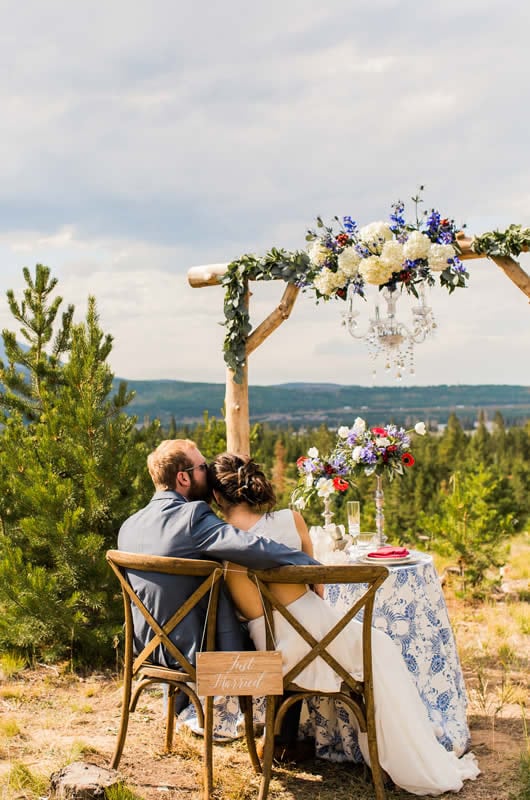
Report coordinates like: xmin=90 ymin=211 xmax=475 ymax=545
xmin=118 ymin=438 xmax=318 ymax=759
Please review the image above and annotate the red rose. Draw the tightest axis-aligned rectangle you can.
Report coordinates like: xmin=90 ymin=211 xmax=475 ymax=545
xmin=371 ymin=427 xmax=386 ymax=436
xmin=332 ymin=477 xmax=349 ymax=492
xmin=335 ymin=287 xmax=347 ymax=299
xmin=386 ymin=444 xmax=398 ymax=452
xmin=324 ymin=463 xmax=334 ymax=475
xmin=336 ymin=233 xmax=350 ymax=246
xmin=296 ymin=456 xmax=308 ymax=469
xmin=402 ymin=452 xmax=415 ymax=467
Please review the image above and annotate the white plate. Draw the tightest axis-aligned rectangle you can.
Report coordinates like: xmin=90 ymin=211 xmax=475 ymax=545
xmin=360 ymin=554 xmax=413 ymax=565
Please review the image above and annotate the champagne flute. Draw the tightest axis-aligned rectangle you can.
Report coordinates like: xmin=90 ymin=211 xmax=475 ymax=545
xmin=346 ymin=501 xmax=360 ymax=543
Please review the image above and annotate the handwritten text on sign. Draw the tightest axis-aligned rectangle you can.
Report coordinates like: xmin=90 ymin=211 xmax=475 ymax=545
xmin=196 ymin=651 xmax=283 ymax=696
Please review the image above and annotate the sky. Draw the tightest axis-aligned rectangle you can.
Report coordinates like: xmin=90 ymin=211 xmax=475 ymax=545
xmin=0 ymin=0 xmax=529 ymax=388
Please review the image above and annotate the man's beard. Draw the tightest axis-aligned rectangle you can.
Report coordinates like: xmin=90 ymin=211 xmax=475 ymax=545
xmin=187 ymin=473 xmax=212 ymax=503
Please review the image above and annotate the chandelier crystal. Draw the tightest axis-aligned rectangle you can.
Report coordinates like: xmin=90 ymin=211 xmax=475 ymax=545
xmin=342 ymin=283 xmax=436 ymax=379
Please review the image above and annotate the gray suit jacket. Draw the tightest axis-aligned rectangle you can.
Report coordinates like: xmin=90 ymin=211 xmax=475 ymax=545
xmin=117 ymin=490 xmax=318 ymax=668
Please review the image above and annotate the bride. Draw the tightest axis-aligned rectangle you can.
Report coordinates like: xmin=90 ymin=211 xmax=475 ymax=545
xmin=208 ymin=452 xmax=480 ymax=796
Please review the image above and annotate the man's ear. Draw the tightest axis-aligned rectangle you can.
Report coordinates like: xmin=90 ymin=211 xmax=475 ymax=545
xmin=175 ymin=470 xmax=190 ymax=492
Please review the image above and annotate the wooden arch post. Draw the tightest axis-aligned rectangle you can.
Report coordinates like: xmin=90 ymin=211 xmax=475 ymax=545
xmin=187 ymin=264 xmax=300 ymax=455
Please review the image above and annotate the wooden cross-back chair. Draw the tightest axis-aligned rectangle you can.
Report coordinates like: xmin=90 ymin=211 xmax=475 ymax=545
xmin=106 ymin=550 xmax=260 ymax=798
xmin=247 ymin=563 xmax=389 ymax=800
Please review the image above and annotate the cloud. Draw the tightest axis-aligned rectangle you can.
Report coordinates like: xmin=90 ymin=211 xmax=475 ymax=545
xmin=0 ymin=1 xmax=528 ymax=387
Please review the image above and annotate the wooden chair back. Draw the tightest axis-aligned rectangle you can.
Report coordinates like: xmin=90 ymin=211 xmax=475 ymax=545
xmin=106 ymin=550 xmax=224 ymax=798
xmin=247 ymin=563 xmax=389 ymax=800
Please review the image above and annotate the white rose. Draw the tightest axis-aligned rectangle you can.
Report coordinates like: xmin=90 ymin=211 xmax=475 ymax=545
xmin=316 ymin=477 xmax=335 ymax=497
xmin=403 ymin=231 xmax=431 ymax=261
xmin=307 ymin=240 xmax=331 ymax=266
xmin=428 ymin=243 xmax=456 ymax=272
xmin=307 ymin=447 xmax=319 ymax=458
xmin=338 ymin=426 xmax=350 ymax=439
xmin=375 ymin=437 xmax=390 ymax=447
xmin=359 ymin=222 xmax=393 ymax=254
xmin=352 ymin=417 xmax=366 ymax=433
xmin=414 ymin=421 xmax=426 ymax=435
xmin=380 ymin=239 xmax=405 ymax=271
xmin=359 ymin=256 xmax=394 ymax=285
xmin=337 ymin=246 xmax=361 ymax=277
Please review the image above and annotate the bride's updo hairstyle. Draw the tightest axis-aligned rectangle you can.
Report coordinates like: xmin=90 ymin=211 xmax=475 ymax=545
xmin=209 ymin=453 xmax=276 ymax=512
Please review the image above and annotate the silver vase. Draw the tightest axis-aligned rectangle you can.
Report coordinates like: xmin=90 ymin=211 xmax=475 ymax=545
xmin=375 ymin=475 xmax=387 ymax=547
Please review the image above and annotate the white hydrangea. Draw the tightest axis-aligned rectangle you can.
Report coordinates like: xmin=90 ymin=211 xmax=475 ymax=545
xmin=358 ymin=255 xmax=394 ymax=286
xmin=313 ymin=267 xmax=347 ymax=296
xmin=307 ymin=240 xmax=331 ymax=266
xmin=380 ymin=239 xmax=405 ymax=271
xmin=428 ymin=243 xmax=456 ymax=272
xmin=337 ymin=246 xmax=361 ymax=277
xmin=358 ymin=221 xmax=393 ymax=254
xmin=403 ymin=230 xmax=431 ymax=261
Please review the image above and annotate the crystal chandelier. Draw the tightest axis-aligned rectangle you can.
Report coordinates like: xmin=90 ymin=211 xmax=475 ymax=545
xmin=341 ymin=282 xmax=436 ymax=379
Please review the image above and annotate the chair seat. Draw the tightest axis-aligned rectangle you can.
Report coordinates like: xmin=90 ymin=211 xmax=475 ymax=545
xmin=284 ymin=679 xmax=364 ymax=695
xmin=140 ymin=665 xmax=192 ymax=683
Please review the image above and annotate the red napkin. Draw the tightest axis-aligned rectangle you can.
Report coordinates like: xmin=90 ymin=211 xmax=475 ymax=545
xmin=366 ymin=546 xmax=410 ymax=558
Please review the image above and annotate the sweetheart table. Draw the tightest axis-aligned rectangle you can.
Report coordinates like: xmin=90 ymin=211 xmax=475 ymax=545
xmin=298 ymin=547 xmax=471 ymax=762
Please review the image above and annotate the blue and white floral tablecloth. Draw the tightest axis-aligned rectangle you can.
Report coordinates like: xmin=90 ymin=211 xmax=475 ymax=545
xmin=176 ymin=551 xmax=471 ymax=762
xmin=298 ymin=551 xmax=471 ymax=762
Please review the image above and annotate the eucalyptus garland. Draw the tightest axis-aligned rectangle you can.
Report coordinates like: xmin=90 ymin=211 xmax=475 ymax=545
xmin=222 ymin=248 xmax=314 ymax=383
xmin=472 ymin=224 xmax=530 ymax=258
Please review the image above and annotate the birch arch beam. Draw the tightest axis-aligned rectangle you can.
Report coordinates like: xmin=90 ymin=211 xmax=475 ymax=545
xmin=188 ymin=234 xmax=530 ymax=456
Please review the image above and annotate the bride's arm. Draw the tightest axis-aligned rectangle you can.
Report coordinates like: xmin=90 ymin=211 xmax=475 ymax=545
xmin=291 ymin=510 xmax=324 ymax=598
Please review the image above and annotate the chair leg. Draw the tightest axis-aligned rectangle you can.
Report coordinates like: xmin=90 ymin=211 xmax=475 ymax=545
xmin=110 ymin=673 xmax=133 ymax=769
xmin=240 ymin=695 xmax=262 ymax=774
xmin=203 ymin=695 xmax=214 ymax=799
xmin=164 ymin=686 xmax=177 ymax=753
xmin=365 ymin=703 xmax=386 ymax=800
xmin=258 ymin=696 xmax=277 ymax=800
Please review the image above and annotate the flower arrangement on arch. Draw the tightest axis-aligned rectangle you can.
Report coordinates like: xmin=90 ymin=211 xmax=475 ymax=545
xmin=330 ymin=418 xmax=427 ymax=481
xmin=291 ymin=447 xmax=351 ymax=511
xmin=306 ymin=189 xmax=468 ymax=301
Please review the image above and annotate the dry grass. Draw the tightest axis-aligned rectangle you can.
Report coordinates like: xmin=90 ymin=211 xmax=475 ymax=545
xmin=0 ymin=535 xmax=528 ymax=800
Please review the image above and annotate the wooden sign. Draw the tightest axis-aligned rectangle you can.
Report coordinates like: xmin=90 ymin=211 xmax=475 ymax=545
xmin=196 ymin=651 xmax=284 ymax=696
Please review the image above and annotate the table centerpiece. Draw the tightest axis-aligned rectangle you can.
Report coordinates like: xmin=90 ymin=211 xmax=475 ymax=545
xmin=329 ymin=418 xmax=426 ymax=547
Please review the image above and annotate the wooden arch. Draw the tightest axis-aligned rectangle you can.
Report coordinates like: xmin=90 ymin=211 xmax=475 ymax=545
xmin=187 ymin=234 xmax=530 ymax=456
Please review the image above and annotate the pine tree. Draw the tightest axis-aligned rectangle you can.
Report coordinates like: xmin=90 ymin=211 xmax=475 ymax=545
xmin=418 ymin=467 xmax=514 ymax=597
xmin=0 ymin=267 xmax=157 ymax=664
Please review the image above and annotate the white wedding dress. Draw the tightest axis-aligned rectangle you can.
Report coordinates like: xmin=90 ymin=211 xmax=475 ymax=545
xmin=247 ymin=509 xmax=480 ymax=796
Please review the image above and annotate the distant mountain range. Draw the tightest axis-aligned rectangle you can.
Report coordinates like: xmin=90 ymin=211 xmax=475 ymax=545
xmin=2 ymin=343 xmax=528 ymax=427
xmin=124 ymin=379 xmax=530 ymax=428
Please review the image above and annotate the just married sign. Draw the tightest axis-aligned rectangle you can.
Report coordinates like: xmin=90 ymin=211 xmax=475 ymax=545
xmin=196 ymin=651 xmax=283 ymax=696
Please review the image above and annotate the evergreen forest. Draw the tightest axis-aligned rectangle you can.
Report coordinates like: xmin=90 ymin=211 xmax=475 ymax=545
xmin=0 ymin=266 xmax=528 ymax=667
